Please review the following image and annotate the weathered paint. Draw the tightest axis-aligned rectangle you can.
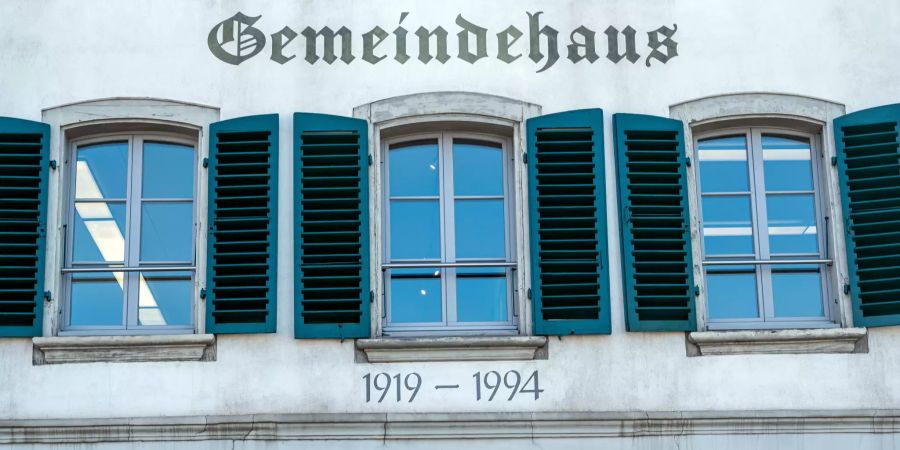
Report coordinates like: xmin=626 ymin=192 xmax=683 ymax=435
xmin=1 ymin=0 xmax=900 ymax=447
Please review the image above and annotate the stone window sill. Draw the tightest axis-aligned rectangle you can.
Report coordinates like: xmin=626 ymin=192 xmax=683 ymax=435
xmin=355 ymin=336 xmax=548 ymax=363
xmin=32 ymin=334 xmax=216 ymax=365
xmin=686 ymin=327 xmax=867 ymax=356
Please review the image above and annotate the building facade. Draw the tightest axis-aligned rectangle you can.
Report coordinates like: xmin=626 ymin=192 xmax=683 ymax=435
xmin=2 ymin=0 xmax=900 ymax=448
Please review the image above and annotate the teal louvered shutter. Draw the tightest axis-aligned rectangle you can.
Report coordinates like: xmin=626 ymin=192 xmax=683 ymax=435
xmin=527 ymin=109 xmax=610 ymax=335
xmin=0 ymin=117 xmax=49 ymax=337
xmin=206 ymin=114 xmax=278 ymax=333
xmin=294 ymin=113 xmax=370 ymax=339
xmin=834 ymin=104 xmax=900 ymax=327
xmin=613 ymin=113 xmax=696 ymax=331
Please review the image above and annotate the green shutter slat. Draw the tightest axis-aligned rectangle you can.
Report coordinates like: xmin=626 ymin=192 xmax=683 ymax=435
xmin=835 ymin=103 xmax=900 ymax=327
xmin=527 ymin=109 xmax=610 ymax=336
xmin=614 ymin=113 xmax=696 ymax=332
xmin=0 ymin=117 xmax=49 ymax=337
xmin=294 ymin=113 xmax=370 ymax=339
xmin=206 ymin=114 xmax=278 ymax=334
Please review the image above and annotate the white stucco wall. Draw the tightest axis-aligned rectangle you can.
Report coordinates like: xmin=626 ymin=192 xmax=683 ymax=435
xmin=1 ymin=0 xmax=900 ymax=427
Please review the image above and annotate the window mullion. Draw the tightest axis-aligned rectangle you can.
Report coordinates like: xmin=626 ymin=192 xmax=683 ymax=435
xmin=749 ymin=129 xmax=775 ymax=320
xmin=125 ymin=136 xmax=144 ymax=328
xmin=442 ymin=133 xmax=457 ymax=325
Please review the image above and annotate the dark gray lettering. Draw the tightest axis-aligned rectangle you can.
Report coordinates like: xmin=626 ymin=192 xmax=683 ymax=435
xmin=301 ymin=26 xmax=354 ymax=64
xmin=415 ymin=26 xmax=450 ymax=64
xmin=362 ymin=26 xmax=388 ymax=64
xmin=208 ymin=12 xmax=266 ymax=65
xmin=605 ymin=25 xmax=639 ymax=64
xmin=270 ymin=26 xmax=297 ymax=64
xmin=646 ymin=24 xmax=678 ymax=67
xmin=528 ymin=12 xmax=558 ymax=73
xmin=567 ymin=26 xmax=598 ymax=63
xmin=456 ymin=14 xmax=487 ymax=64
xmin=496 ymin=25 xmax=523 ymax=63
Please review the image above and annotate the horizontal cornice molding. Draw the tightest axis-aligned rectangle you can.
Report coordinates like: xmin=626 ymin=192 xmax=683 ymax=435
xmin=4 ymin=410 xmax=900 ymax=444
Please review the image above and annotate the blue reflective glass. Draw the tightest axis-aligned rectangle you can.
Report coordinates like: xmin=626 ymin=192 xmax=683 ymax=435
xmin=141 ymin=202 xmax=193 ymax=261
xmin=701 ymin=196 xmax=754 ymax=255
xmin=389 ymin=142 xmax=439 ymax=197
xmin=698 ymin=135 xmax=749 ymax=193
xmin=706 ymin=267 xmax=759 ymax=320
xmin=390 ymin=268 xmax=442 ymax=323
xmin=70 ymin=272 xmax=124 ymax=326
xmin=767 ymin=195 xmax=817 ymax=254
xmin=457 ymin=267 xmax=507 ymax=322
xmin=138 ymin=272 xmax=193 ymax=326
xmin=453 ymin=141 xmax=503 ymax=196
xmin=762 ymin=135 xmax=813 ymax=191
xmin=390 ymin=200 xmax=441 ymax=259
xmin=455 ymin=199 xmax=505 ymax=259
xmin=73 ymin=202 xmax=127 ymax=262
xmin=76 ymin=142 xmax=128 ymax=199
xmin=772 ymin=268 xmax=824 ymax=317
xmin=143 ymin=142 xmax=194 ymax=198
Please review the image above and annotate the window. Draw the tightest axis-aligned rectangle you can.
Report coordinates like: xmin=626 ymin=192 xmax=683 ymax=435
xmin=696 ymin=127 xmax=834 ymax=329
xmin=62 ymin=133 xmax=197 ymax=334
xmin=382 ymin=132 xmax=516 ymax=335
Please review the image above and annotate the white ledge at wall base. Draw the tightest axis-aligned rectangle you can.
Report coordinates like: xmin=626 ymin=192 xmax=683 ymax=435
xmin=356 ymin=336 xmax=548 ymax=363
xmin=32 ymin=334 xmax=216 ymax=365
xmin=687 ymin=328 xmax=867 ymax=356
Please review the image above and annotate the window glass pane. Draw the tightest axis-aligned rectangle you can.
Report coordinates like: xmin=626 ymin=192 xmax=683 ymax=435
xmin=141 ymin=202 xmax=193 ymax=262
xmin=453 ymin=141 xmax=503 ymax=196
xmin=389 ymin=141 xmax=439 ymax=197
xmin=70 ymin=272 xmax=124 ymax=326
xmin=389 ymin=268 xmax=442 ymax=323
xmin=698 ymin=135 xmax=749 ymax=193
xmin=701 ymin=196 xmax=754 ymax=255
xmin=73 ymin=202 xmax=126 ymax=262
xmin=762 ymin=135 xmax=813 ymax=191
xmin=75 ymin=142 xmax=128 ymax=199
xmin=706 ymin=266 xmax=759 ymax=320
xmin=767 ymin=194 xmax=818 ymax=254
xmin=138 ymin=271 xmax=193 ymax=326
xmin=455 ymin=199 xmax=505 ymax=259
xmin=772 ymin=266 xmax=825 ymax=318
xmin=390 ymin=200 xmax=440 ymax=260
xmin=143 ymin=142 xmax=194 ymax=198
xmin=457 ymin=267 xmax=507 ymax=322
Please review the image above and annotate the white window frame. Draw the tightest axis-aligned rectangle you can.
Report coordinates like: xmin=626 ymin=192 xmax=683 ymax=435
xmin=354 ymin=92 xmax=542 ymax=338
xmin=41 ymin=98 xmax=219 ymax=338
xmin=670 ymin=92 xmax=851 ymax=331
xmin=60 ymin=132 xmax=198 ymax=335
xmin=695 ymin=125 xmax=837 ymax=329
xmin=381 ymin=131 xmax=517 ymax=335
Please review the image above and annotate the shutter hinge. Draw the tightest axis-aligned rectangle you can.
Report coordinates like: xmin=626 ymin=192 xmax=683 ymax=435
xmin=369 ymin=290 xmax=374 ymax=303
xmin=202 ymin=157 xmax=209 ymax=168
xmin=527 ymin=288 xmax=532 ymax=299
xmin=43 ymin=291 xmax=52 ymax=302
xmin=843 ymin=283 xmax=851 ymax=295
xmin=831 ymin=156 xmax=838 ymax=167
xmin=199 ymin=288 xmax=207 ymax=299
xmin=368 ymin=154 xmax=373 ymax=166
xmin=694 ymin=285 xmax=700 ymax=296
xmin=48 ymin=160 xmax=57 ymax=170
xmin=685 ymin=156 xmax=692 ymax=167
xmin=522 ymin=152 xmax=528 ymax=164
